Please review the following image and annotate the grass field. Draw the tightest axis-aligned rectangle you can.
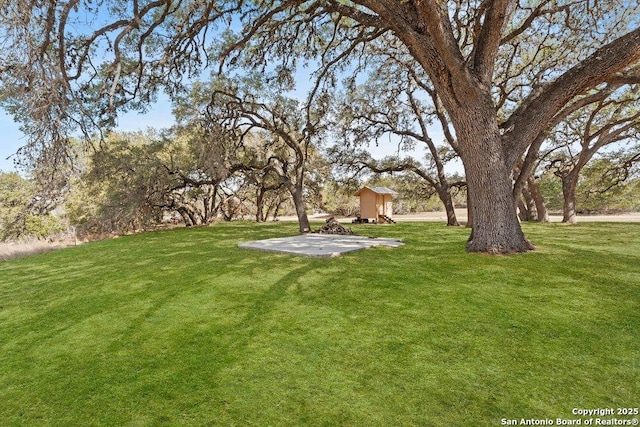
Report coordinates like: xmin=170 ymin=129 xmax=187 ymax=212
xmin=0 ymin=221 xmax=638 ymax=426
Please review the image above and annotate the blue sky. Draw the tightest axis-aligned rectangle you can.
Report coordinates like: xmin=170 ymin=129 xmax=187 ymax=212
xmin=0 ymin=111 xmax=25 ymax=173
xmin=0 ymin=96 xmax=176 ymax=173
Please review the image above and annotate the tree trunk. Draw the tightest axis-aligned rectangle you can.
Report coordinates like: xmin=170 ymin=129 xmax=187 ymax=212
xmin=457 ymin=111 xmax=534 ymax=253
xmin=518 ymin=184 xmax=535 ymax=221
xmin=177 ymin=207 xmax=195 ymax=227
xmin=465 ymin=163 xmax=532 ymax=252
xmin=518 ymin=198 xmax=532 ymax=222
xmin=429 ymin=135 xmax=459 ymax=227
xmin=436 ymin=185 xmax=459 ymax=226
xmin=528 ymin=177 xmax=549 ymax=223
xmin=561 ymin=174 xmax=579 ymax=224
xmin=465 ymin=190 xmax=473 ymax=229
xmin=203 ymin=186 xmax=217 ymax=224
xmin=290 ymin=187 xmax=310 ymax=233
xmin=272 ymin=199 xmax=283 ymax=221
xmin=255 ymin=188 xmax=265 ymax=222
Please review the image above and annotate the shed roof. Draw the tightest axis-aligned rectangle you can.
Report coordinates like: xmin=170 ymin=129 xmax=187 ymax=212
xmin=354 ymin=186 xmax=398 ymax=196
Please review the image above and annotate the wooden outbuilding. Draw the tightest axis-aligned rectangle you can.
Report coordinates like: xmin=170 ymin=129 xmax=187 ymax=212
xmin=354 ymin=186 xmax=397 ymax=223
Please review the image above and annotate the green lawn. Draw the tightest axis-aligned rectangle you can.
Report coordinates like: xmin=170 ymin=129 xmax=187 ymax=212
xmin=0 ymin=222 xmax=638 ymax=426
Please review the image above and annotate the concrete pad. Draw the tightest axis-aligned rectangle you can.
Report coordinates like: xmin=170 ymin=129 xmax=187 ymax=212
xmin=238 ymin=234 xmax=404 ymax=257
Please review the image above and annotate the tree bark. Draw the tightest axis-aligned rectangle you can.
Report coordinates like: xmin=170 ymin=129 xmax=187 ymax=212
xmin=523 ymin=185 xmax=536 ymax=221
xmin=177 ymin=207 xmax=196 ymax=227
xmin=272 ymin=199 xmax=283 ymax=221
xmin=528 ymin=177 xmax=549 ymax=223
xmin=436 ymin=185 xmax=459 ymax=226
xmin=465 ymin=161 xmax=532 ymax=253
xmin=255 ymin=187 xmax=265 ymax=222
xmin=561 ymin=174 xmax=579 ymax=224
xmin=457 ymin=108 xmax=534 ymax=253
xmin=289 ymin=183 xmax=310 ymax=233
xmin=518 ymin=197 xmax=532 ymax=222
xmin=465 ymin=190 xmax=473 ymax=229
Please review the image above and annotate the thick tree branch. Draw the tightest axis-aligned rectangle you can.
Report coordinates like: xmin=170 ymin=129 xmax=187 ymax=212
xmin=512 ymin=87 xmax=615 ymax=198
xmin=471 ymin=0 xmax=512 ymax=84
xmin=351 ymin=0 xmax=475 ymax=107
xmin=502 ymin=27 xmax=640 ymax=169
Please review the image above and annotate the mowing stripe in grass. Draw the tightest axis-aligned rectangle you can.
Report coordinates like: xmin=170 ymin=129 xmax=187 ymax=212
xmin=0 ymin=222 xmax=638 ymax=426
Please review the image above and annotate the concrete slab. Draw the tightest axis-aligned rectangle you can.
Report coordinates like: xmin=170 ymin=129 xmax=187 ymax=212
xmin=238 ymin=234 xmax=404 ymax=257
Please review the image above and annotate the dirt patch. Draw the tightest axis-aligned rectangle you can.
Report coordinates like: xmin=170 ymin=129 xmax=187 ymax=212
xmin=0 ymin=239 xmax=81 ymax=262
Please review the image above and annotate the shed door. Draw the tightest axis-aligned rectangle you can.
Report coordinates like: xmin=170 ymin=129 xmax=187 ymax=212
xmin=384 ymin=196 xmax=393 ymax=218
xmin=376 ymin=194 xmax=384 ymax=217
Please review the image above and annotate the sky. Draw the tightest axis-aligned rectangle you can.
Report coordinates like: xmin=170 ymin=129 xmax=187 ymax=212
xmin=0 ymin=92 xmax=461 ymax=176
xmin=0 ymin=111 xmax=24 ymax=173
xmin=0 ymin=95 xmax=176 ymax=174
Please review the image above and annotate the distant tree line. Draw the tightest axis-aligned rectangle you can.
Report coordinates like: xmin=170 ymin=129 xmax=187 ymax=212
xmin=2 ymin=124 xmax=638 ymax=243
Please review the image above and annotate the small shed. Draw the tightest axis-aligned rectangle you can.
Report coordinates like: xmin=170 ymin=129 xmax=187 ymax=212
xmin=354 ymin=186 xmax=397 ymax=223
